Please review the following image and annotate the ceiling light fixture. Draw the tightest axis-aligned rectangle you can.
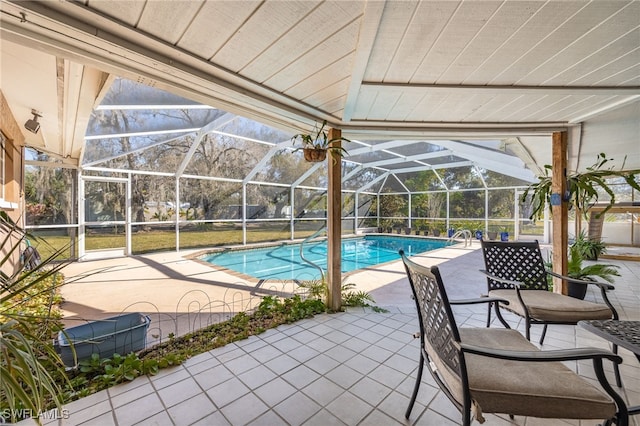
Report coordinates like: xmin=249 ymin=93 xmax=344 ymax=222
xmin=24 ymin=110 xmax=42 ymax=134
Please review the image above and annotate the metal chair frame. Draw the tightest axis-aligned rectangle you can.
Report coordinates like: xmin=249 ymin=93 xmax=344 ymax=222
xmin=400 ymin=250 xmax=627 ymax=426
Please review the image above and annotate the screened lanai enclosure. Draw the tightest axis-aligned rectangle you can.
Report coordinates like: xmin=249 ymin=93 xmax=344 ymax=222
xmin=23 ymin=79 xmax=635 ymax=260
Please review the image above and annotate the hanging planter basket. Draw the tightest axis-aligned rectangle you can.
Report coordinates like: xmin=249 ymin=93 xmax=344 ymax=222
xmin=303 ymin=148 xmax=327 ymax=162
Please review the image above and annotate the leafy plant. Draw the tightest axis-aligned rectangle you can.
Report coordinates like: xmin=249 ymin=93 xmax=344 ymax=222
xmin=566 ymin=244 xmax=620 ymax=283
xmin=297 ymin=279 xmax=386 ymax=311
xmin=341 ymin=282 xmax=375 ymax=307
xmin=1 ymin=212 xmax=71 ymax=424
xmin=572 ymin=230 xmax=607 ymax=260
xmin=545 ymin=245 xmax=620 ymax=292
xmin=522 ymin=153 xmax=640 ymax=220
xmin=291 ymin=120 xmax=351 ymax=158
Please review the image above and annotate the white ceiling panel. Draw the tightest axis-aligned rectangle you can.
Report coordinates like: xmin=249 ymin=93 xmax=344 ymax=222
xmin=136 ymin=1 xmax=202 ymax=44
xmin=1 ymin=0 xmax=638 ymax=175
xmin=178 ymin=2 xmax=261 ymax=59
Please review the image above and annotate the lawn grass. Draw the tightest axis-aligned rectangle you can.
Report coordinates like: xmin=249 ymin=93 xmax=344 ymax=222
xmin=31 ymin=223 xmax=323 ymax=258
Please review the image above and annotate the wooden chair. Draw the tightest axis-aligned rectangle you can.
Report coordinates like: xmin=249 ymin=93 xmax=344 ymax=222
xmin=479 ymin=240 xmax=618 ymax=344
xmin=400 ymin=250 xmax=627 ymax=426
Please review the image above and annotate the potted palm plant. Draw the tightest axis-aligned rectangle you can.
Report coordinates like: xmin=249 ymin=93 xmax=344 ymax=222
xmin=291 ymin=120 xmax=351 ymax=162
xmin=565 ymin=245 xmax=620 ymax=299
xmin=572 ymin=230 xmax=607 ymax=260
xmin=545 ymin=245 xmax=620 ymax=299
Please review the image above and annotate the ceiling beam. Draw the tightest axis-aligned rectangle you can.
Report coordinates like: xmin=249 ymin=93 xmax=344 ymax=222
xmin=362 ymin=82 xmax=640 ymax=96
xmin=357 ymin=150 xmax=454 ymax=168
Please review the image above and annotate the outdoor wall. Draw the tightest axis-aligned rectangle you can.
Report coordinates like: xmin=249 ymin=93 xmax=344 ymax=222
xmin=566 ymin=220 xmax=640 ymax=246
xmin=1 ymin=89 xmax=26 ymax=274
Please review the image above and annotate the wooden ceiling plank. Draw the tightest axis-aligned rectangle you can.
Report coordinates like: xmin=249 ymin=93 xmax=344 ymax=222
xmin=525 ymin=5 xmax=640 ymax=86
xmin=363 ymin=1 xmax=416 ymax=82
xmin=480 ymin=2 xmax=587 ymax=85
xmin=439 ymin=1 xmax=544 ymax=84
xmin=413 ymin=1 xmax=502 ymax=83
xmin=264 ymin=20 xmax=360 ymax=91
xmin=213 ymin=1 xmax=320 ymax=73
xmin=286 ymin=55 xmax=353 ymax=99
xmin=366 ymin=91 xmax=403 ymax=120
xmin=85 ymin=0 xmax=145 ymax=27
xmin=306 ymin=79 xmax=350 ymax=112
xmin=501 ymin=2 xmax=631 ymax=85
xmin=243 ymin=1 xmax=361 ymax=82
xmin=342 ymin=0 xmax=385 ymax=123
xmin=136 ymin=1 xmax=202 ymax=45
xmin=387 ymin=92 xmax=427 ymax=122
xmin=384 ymin=1 xmax=459 ymax=83
xmin=568 ymin=37 xmax=640 ymax=86
xmin=569 ymin=96 xmax=640 ymax=123
xmin=403 ymin=92 xmax=449 ymax=122
xmin=178 ymin=1 xmax=261 ymax=60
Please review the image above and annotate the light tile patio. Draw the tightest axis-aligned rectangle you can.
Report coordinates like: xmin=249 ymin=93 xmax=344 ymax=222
xmin=21 ymin=244 xmax=640 ymax=425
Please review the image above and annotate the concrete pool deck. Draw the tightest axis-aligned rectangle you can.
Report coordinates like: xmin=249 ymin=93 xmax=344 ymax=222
xmin=44 ymin=240 xmax=640 ymax=425
xmin=58 ymin=240 xmax=478 ymax=334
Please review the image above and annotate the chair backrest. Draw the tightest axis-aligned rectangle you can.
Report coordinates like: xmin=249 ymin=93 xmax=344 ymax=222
xmin=400 ymin=250 xmax=465 ymax=393
xmin=481 ymin=240 xmax=549 ymax=291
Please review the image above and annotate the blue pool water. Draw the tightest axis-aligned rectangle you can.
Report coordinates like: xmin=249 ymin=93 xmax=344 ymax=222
xmin=201 ymin=235 xmax=450 ymax=281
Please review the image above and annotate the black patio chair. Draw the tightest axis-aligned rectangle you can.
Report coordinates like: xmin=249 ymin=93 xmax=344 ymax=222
xmin=399 ymin=250 xmax=628 ymax=426
xmin=479 ymin=240 xmax=618 ymax=344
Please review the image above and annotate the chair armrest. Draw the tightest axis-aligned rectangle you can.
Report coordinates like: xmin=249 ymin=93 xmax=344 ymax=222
xmin=450 ymin=296 xmax=510 ymax=306
xmin=547 ymin=270 xmax=615 ymax=291
xmin=479 ymin=270 xmax=523 ymax=288
xmin=459 ymin=342 xmax=622 ymax=364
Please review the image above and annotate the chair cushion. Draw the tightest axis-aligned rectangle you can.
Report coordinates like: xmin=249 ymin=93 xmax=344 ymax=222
xmin=489 ymin=289 xmax=612 ymax=322
xmin=460 ymin=328 xmax=616 ymax=420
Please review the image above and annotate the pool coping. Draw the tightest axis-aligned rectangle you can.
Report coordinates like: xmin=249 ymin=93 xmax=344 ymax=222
xmin=185 ymin=233 xmax=458 ymax=284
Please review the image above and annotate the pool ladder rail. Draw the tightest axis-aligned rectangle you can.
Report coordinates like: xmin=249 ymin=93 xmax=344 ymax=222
xmin=448 ymin=229 xmax=473 ymax=247
xmin=299 ymin=227 xmax=327 ymax=282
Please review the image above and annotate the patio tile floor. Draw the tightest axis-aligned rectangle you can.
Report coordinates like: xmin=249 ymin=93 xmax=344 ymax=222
xmin=25 ymin=246 xmax=640 ymax=425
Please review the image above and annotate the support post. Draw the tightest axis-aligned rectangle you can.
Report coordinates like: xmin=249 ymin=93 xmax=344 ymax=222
xmin=327 ymin=127 xmax=342 ymax=311
xmin=551 ymin=131 xmax=568 ymax=294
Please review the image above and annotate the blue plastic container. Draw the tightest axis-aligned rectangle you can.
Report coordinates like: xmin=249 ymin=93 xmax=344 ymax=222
xmin=56 ymin=312 xmax=151 ymax=367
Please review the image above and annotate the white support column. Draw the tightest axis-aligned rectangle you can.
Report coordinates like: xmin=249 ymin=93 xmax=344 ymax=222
xmin=354 ymin=192 xmax=359 ymax=233
xmin=407 ymin=192 xmax=412 ymax=229
xmin=242 ymin=184 xmax=247 ymax=245
xmin=78 ymin=171 xmax=85 ymax=259
xmin=485 ymin=189 xmax=489 ymax=234
xmin=175 ymin=176 xmax=180 ymax=252
xmin=514 ymin=188 xmax=520 ymax=241
xmin=290 ymin=186 xmax=295 ymax=240
xmin=543 ymin=203 xmax=550 ymax=244
xmin=377 ymin=192 xmax=380 ymax=229
xmin=125 ymin=173 xmax=132 ymax=256
xmin=446 ymin=192 xmax=450 ymax=230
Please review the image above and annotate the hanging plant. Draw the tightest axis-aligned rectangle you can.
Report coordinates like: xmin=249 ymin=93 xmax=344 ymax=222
xmin=291 ymin=120 xmax=350 ymax=162
xmin=521 ymin=153 xmax=640 ymax=220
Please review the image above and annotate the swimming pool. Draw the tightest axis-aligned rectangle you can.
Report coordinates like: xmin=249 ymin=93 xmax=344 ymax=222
xmin=201 ymin=235 xmax=451 ymax=281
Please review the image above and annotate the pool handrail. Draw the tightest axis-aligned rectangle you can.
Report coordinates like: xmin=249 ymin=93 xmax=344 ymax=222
xmin=448 ymin=229 xmax=472 ymax=247
xmin=299 ymin=227 xmax=327 ymax=282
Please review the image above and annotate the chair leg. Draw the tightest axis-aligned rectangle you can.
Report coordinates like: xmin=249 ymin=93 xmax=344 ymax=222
xmin=612 ymin=344 xmax=622 ymax=388
xmin=486 ymin=301 xmax=492 ymax=327
xmin=525 ymin=317 xmax=531 ymax=341
xmin=406 ymin=353 xmax=425 ymax=419
xmin=539 ymin=324 xmax=548 ymax=345
xmin=493 ymin=303 xmax=510 ymax=329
